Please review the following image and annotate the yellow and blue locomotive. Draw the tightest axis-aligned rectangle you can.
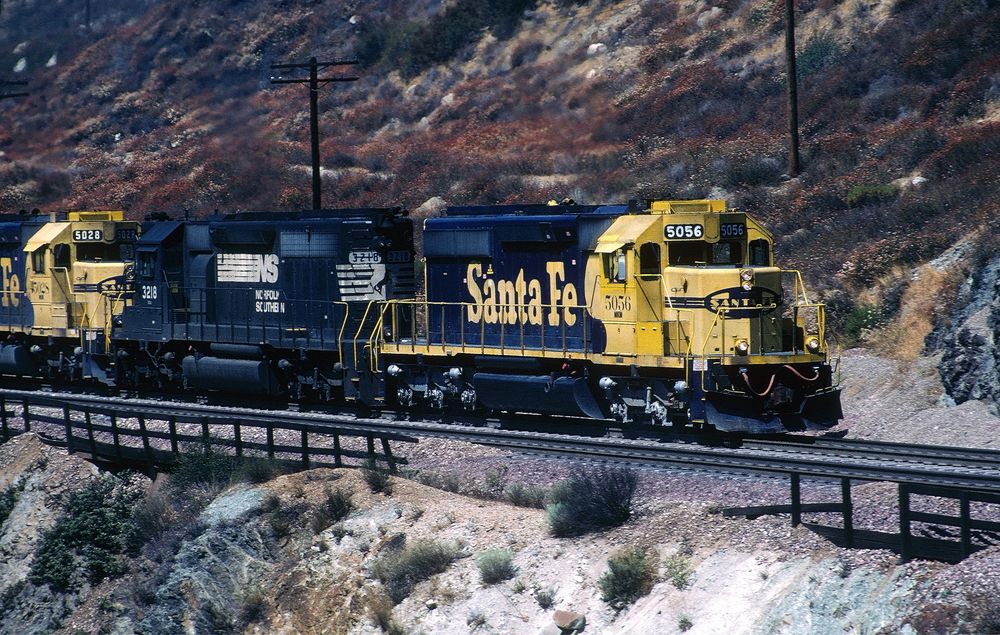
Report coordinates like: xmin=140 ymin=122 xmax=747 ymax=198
xmin=0 ymin=210 xmax=138 ymax=380
xmin=378 ymin=200 xmax=841 ymax=433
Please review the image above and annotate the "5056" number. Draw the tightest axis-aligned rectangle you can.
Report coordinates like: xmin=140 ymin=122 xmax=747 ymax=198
xmin=664 ymin=224 xmax=704 ymax=240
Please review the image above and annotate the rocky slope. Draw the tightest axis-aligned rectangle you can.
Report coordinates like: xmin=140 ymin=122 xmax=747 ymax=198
xmin=2 ymin=334 xmax=1000 ymax=635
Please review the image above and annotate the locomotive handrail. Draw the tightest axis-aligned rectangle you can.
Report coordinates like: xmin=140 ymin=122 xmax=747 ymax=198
xmin=379 ymin=298 xmax=594 ymax=358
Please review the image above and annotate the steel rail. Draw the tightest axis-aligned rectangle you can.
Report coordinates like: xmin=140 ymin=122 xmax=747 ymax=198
xmin=7 ymin=388 xmax=1000 ymax=493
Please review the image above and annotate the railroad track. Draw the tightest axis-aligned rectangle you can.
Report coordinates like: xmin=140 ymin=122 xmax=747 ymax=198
xmin=6 ymin=388 xmax=1000 ymax=493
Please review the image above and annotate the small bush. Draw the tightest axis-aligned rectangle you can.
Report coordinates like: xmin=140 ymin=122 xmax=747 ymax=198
xmin=844 ymin=303 xmax=887 ymax=342
xmin=373 ymin=540 xmax=461 ymax=603
xmin=170 ymin=446 xmax=287 ymax=491
xmin=30 ymin=475 xmax=143 ymax=591
xmin=598 ymin=547 xmax=656 ymax=607
xmin=170 ymin=445 xmax=240 ymax=490
xmin=127 ymin=488 xmax=173 ymax=552
xmin=679 ymin=615 xmax=693 ymax=632
xmin=365 ymin=591 xmax=406 ymax=635
xmin=311 ymin=487 xmax=354 ymax=534
xmin=797 ymin=33 xmax=843 ymax=77
xmin=534 ymin=587 xmax=556 ymax=609
xmin=546 ymin=467 xmax=638 ymax=537
xmin=361 ymin=459 xmax=393 ymax=495
xmin=846 ymin=183 xmax=898 ymax=207
xmin=467 ymin=609 xmax=487 ymax=629
xmin=504 ymin=483 xmax=546 ymax=509
xmin=664 ymin=554 xmax=692 ymax=590
xmin=477 ymin=549 xmax=517 ymax=584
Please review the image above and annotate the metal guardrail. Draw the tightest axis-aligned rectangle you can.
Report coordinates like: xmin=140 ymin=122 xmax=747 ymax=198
xmin=0 ymin=392 xmax=415 ymax=472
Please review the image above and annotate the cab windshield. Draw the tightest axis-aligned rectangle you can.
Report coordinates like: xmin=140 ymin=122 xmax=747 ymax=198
xmin=668 ymin=241 xmax=743 ymax=266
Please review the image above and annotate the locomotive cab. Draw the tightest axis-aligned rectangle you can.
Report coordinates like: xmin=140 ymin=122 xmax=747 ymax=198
xmin=23 ymin=210 xmax=138 ymax=341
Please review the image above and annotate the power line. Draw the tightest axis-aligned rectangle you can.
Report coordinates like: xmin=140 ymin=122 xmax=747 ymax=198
xmin=270 ymin=57 xmax=359 ymax=211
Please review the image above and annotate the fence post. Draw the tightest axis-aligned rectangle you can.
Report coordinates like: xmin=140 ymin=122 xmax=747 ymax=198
xmin=168 ymin=416 xmax=179 ymax=455
xmin=63 ymin=405 xmax=73 ymax=454
xmin=234 ymin=421 xmax=243 ymax=458
xmin=381 ymin=438 xmax=396 ymax=473
xmin=22 ymin=397 xmax=30 ymax=431
xmin=137 ymin=415 xmax=152 ymax=465
xmin=333 ymin=434 xmax=342 ymax=468
xmin=790 ymin=472 xmax=801 ymax=527
xmin=960 ymin=492 xmax=972 ymax=558
xmin=85 ymin=408 xmax=97 ymax=457
xmin=301 ymin=428 xmax=310 ymax=467
xmin=899 ymin=483 xmax=912 ymax=563
xmin=0 ymin=395 xmax=7 ymax=440
xmin=841 ymin=477 xmax=853 ymax=548
xmin=201 ymin=417 xmax=210 ymax=450
xmin=266 ymin=421 xmax=275 ymax=459
xmin=111 ymin=413 xmax=122 ymax=460
xmin=366 ymin=435 xmax=376 ymax=465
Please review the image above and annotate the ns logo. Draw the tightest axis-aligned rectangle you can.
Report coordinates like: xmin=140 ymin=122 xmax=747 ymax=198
xmin=216 ymin=254 xmax=280 ymax=284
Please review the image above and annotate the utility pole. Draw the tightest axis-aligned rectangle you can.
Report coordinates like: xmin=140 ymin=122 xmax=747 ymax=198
xmin=0 ymin=79 xmax=28 ymax=102
xmin=785 ymin=0 xmax=801 ymax=177
xmin=270 ymin=57 xmax=358 ymax=210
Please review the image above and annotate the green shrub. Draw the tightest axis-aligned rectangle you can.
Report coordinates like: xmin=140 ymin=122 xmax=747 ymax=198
xmin=797 ymin=34 xmax=843 ymax=77
xmin=598 ymin=547 xmax=656 ymax=607
xmin=477 ymin=549 xmax=517 ymax=584
xmin=664 ymin=554 xmax=692 ymax=590
xmin=679 ymin=615 xmax=694 ymax=631
xmin=0 ymin=478 xmax=25 ymax=528
xmin=504 ymin=483 xmax=547 ymax=509
xmin=547 ymin=467 xmax=638 ymax=537
xmin=373 ymin=540 xmax=461 ymax=603
xmin=844 ymin=303 xmax=887 ymax=341
xmin=361 ymin=459 xmax=393 ymax=495
xmin=170 ymin=445 xmax=240 ymax=490
xmin=30 ymin=475 xmax=143 ymax=591
xmin=311 ymin=487 xmax=354 ymax=534
xmin=170 ymin=446 xmax=287 ymax=491
xmin=846 ymin=183 xmax=899 ymax=207
xmin=534 ymin=587 xmax=556 ymax=609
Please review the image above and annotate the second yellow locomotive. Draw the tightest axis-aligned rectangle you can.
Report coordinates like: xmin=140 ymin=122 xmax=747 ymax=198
xmin=379 ymin=199 xmax=841 ymax=433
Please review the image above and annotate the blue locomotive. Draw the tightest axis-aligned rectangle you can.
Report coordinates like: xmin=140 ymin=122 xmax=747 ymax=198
xmin=114 ymin=207 xmax=415 ymax=402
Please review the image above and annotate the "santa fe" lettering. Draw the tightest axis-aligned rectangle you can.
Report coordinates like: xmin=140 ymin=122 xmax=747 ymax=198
xmin=465 ymin=262 xmax=577 ymax=327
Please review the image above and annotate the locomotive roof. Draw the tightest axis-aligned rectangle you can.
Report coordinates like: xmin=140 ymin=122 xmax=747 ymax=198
xmin=219 ymin=207 xmax=403 ymax=221
xmin=443 ymin=204 xmax=628 ymax=217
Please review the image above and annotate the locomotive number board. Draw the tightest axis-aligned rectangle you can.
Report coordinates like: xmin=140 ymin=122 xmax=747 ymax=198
xmin=72 ymin=229 xmax=104 ymax=242
xmin=664 ymin=224 xmax=704 ymax=240
xmin=720 ymin=223 xmax=745 ymax=237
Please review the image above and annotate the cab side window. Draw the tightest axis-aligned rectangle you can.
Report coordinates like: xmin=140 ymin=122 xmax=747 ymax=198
xmin=639 ymin=243 xmax=660 ymax=278
xmin=604 ymin=248 xmax=628 ymax=283
xmin=749 ymin=239 xmax=770 ymax=266
xmin=31 ymin=248 xmax=45 ymax=274
xmin=53 ymin=244 xmax=71 ymax=268
xmin=138 ymin=252 xmax=156 ymax=278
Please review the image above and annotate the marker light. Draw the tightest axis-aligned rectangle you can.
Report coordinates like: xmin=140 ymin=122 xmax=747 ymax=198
xmin=735 ymin=340 xmax=750 ymax=355
xmin=806 ymin=337 xmax=821 ymax=353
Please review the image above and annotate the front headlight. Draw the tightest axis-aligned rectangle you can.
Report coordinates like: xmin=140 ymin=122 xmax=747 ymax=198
xmin=740 ymin=269 xmax=753 ymax=281
xmin=741 ymin=281 xmax=753 ymax=291
xmin=806 ymin=337 xmax=821 ymax=353
xmin=735 ymin=339 xmax=750 ymax=355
